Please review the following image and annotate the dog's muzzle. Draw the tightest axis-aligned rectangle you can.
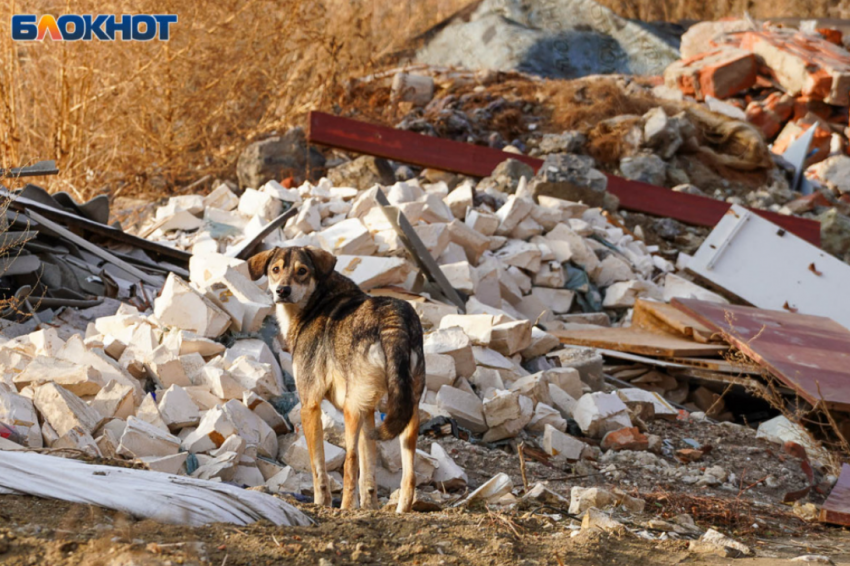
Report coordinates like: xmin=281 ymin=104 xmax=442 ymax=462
xmin=275 ymin=285 xmax=292 ymax=303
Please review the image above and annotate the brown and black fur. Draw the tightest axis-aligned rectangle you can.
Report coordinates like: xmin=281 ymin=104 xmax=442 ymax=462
xmin=248 ymin=246 xmax=426 ymax=513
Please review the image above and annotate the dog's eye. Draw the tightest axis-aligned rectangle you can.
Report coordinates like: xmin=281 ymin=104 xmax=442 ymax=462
xmin=272 ymin=266 xmax=280 ymax=274
xmin=297 ymin=267 xmax=307 ymax=276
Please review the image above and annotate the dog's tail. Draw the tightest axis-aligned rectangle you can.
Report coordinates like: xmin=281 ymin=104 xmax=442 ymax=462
xmin=372 ymin=314 xmax=424 ymax=441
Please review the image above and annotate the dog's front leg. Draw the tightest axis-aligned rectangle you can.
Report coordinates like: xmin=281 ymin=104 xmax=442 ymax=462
xmin=358 ymin=413 xmax=379 ymax=510
xmin=301 ymin=402 xmax=332 ymax=506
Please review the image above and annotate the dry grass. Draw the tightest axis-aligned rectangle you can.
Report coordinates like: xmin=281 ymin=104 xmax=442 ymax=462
xmin=0 ymin=0 xmax=469 ymax=201
xmin=597 ymin=0 xmax=839 ymax=22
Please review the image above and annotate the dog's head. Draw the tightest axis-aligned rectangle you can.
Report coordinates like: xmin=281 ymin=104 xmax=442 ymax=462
xmin=247 ymin=246 xmax=337 ymax=308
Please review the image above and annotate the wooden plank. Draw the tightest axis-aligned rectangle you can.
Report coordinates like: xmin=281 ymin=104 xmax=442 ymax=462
xmin=665 ymin=356 xmax=759 ymax=375
xmin=821 ymin=464 xmax=850 ymax=526
xmin=595 ymin=348 xmax=756 ymax=374
xmin=632 ymin=298 xmax=718 ymax=343
xmin=672 ymin=298 xmax=850 ymax=412
xmin=27 ymin=210 xmax=163 ymax=287
xmin=307 ymin=111 xmax=821 ymax=246
xmin=551 ymin=327 xmax=728 ymax=357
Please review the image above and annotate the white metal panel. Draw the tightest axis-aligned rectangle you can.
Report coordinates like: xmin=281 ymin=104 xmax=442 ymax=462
xmin=687 ymin=204 xmax=850 ymax=331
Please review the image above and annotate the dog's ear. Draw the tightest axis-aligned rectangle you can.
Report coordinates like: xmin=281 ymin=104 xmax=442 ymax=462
xmin=247 ymin=249 xmax=278 ymax=280
xmin=306 ymin=246 xmax=337 ymax=278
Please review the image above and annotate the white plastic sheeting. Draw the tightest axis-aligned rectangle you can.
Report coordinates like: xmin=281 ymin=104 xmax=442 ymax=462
xmin=0 ymin=451 xmax=312 ymax=527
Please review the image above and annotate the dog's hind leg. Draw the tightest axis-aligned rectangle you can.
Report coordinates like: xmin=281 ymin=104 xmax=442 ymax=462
xmin=302 ymin=401 xmax=332 ymax=506
xmin=341 ymin=404 xmax=364 ymax=510
xmin=358 ymin=413 xmax=379 ymax=510
xmin=396 ymin=409 xmax=420 ymax=513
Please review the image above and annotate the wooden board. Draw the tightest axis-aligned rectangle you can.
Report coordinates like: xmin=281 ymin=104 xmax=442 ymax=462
xmin=821 ymin=464 xmax=850 ymax=526
xmin=673 ymin=298 xmax=850 ymax=411
xmin=307 ymin=111 xmax=821 ymax=246
xmin=595 ymin=348 xmax=756 ymax=375
xmin=632 ymin=299 xmax=718 ymax=343
xmin=551 ymin=327 xmax=729 ymax=357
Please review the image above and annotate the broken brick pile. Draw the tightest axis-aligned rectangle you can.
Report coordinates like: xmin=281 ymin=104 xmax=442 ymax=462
xmin=0 ymin=153 xmax=748 ymax=507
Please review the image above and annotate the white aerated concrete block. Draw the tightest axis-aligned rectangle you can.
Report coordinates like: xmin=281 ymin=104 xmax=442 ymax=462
xmin=117 ymin=416 xmax=181 ymax=458
xmin=542 ymin=424 xmax=587 ymax=460
xmin=32 ymin=382 xmax=103 ymax=437
xmin=436 ymin=385 xmax=487 ymax=433
xmin=158 ymin=385 xmax=201 ymax=430
xmin=154 ymin=274 xmax=231 ymax=338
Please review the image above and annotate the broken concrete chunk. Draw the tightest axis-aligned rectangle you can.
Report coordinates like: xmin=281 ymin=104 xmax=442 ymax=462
xmin=90 ymin=381 xmax=135 ymax=421
xmin=527 ymin=402 xmax=567 ymax=433
xmin=439 ymin=261 xmax=476 ymax=294
xmin=495 ymin=240 xmax=542 ymax=272
xmin=543 ymin=424 xmax=587 ymax=460
xmin=139 ymin=452 xmax=189 ymax=475
xmin=53 ymin=425 xmax=101 ymax=457
xmin=425 ymin=353 xmax=457 ymax=392
xmin=154 ymin=274 xmax=231 ymax=338
xmin=466 ymin=209 xmax=500 ymax=237
xmin=282 ymin=435 xmax=345 ymax=473
xmin=317 ymin=218 xmax=377 ymax=256
xmin=489 ymin=320 xmax=532 ymax=356
xmin=482 ymin=392 xmax=533 ymax=442
xmin=222 ymin=399 xmax=278 ymax=459
xmin=136 ymin=394 xmax=170 ymax=432
xmin=158 ymin=385 xmax=201 ymax=431
xmin=117 ymin=416 xmax=181 ymax=458
xmin=424 ymin=327 xmax=476 ymax=378
xmin=616 ymin=388 xmax=678 ymax=421
xmin=689 ymin=528 xmax=752 ymax=558
xmin=229 ymin=356 xmax=283 ymax=399
xmin=188 ymin=253 xmax=250 ymax=288
xmin=238 ymin=188 xmax=283 ymax=221
xmin=430 ymin=442 xmax=468 ymax=490
xmin=444 ymin=183 xmax=473 ymax=219
xmin=574 ymin=392 xmax=632 ymax=438
xmin=509 ymin=373 xmax=552 ymax=407
xmin=266 ymin=466 xmax=301 ymax=493
xmin=181 ymin=404 xmax=238 ymax=454
xmin=244 ymin=391 xmax=290 ymax=435
xmin=544 ymin=368 xmax=583 ymax=400
xmin=193 ymin=450 xmax=239 ymax=481
xmin=495 ymin=195 xmax=533 ymax=235
xmin=447 ymin=219 xmax=490 ymax=264
xmin=520 ymin=327 xmax=561 ymax=359
xmin=14 ymin=357 xmax=103 ymax=397
xmin=461 ymin=472 xmax=512 ymax=506
xmin=439 ymin=314 xmax=494 ymax=346
xmin=436 ymin=385 xmax=487 ymax=433
xmin=32 ymin=382 xmax=104 ymax=437
xmin=334 ymin=255 xmax=413 ymax=290
xmin=581 ymin=507 xmax=626 ymax=534
xmin=0 ymin=388 xmax=42 ymax=448
xmin=204 ymin=183 xmax=240 ymax=211
xmin=548 ymin=384 xmax=578 ymax=419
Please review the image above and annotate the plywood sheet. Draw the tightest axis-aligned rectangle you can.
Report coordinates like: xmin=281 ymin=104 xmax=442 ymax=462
xmin=821 ymin=464 xmax=850 ymax=526
xmin=673 ymin=298 xmax=850 ymax=411
xmin=551 ymin=327 xmax=728 ymax=357
xmin=632 ymin=299 xmax=719 ymax=343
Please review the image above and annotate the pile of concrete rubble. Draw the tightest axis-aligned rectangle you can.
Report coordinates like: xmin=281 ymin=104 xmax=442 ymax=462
xmin=0 ymin=153 xmax=746 ymax=505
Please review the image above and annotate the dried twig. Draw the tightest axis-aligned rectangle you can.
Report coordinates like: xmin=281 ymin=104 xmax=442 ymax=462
xmin=518 ymin=441 xmax=529 ymax=491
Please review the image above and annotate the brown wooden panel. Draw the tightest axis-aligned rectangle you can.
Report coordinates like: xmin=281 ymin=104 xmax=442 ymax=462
xmin=551 ymin=327 xmax=729 ymax=357
xmin=672 ymin=298 xmax=850 ymax=411
xmin=308 ymin=111 xmax=821 ymax=246
xmin=632 ymin=298 xmax=718 ymax=343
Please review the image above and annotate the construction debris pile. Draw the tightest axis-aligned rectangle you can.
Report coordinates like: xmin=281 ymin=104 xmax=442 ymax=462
xmin=664 ymin=20 xmax=850 ymax=260
xmin=0 ymin=146 xmax=839 ymax=526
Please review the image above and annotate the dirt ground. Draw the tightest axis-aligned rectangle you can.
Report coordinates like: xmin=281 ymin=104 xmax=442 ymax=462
xmin=1 ymin=493 xmax=849 ymax=566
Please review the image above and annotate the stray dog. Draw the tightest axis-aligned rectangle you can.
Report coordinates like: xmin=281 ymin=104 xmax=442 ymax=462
xmin=248 ymin=246 xmax=425 ymax=513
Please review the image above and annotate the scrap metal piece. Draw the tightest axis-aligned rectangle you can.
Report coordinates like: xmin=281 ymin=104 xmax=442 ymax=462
xmin=26 ymin=209 xmax=163 ymax=287
xmin=227 ymin=206 xmax=298 ymax=260
xmin=781 ymin=126 xmax=816 ymax=195
xmin=374 ymin=188 xmax=466 ymax=312
xmin=0 ymin=160 xmax=59 ymax=178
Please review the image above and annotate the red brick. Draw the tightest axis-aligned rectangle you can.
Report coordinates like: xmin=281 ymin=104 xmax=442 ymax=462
xmin=600 ymin=427 xmax=649 ymax=452
xmin=793 ymin=96 xmax=833 ymax=122
xmin=745 ymin=92 xmax=794 ymax=139
xmin=818 ymin=28 xmax=843 ymax=47
xmin=675 ymin=448 xmax=704 ymax=463
xmin=665 ymin=47 xmax=757 ymax=101
xmin=784 ymin=192 xmax=833 ymax=214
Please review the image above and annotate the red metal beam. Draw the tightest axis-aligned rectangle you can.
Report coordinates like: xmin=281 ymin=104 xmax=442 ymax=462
xmin=308 ymin=111 xmax=821 ymax=246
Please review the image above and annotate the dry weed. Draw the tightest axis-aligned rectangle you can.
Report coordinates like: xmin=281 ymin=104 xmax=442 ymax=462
xmin=0 ymin=0 xmax=469 ymax=201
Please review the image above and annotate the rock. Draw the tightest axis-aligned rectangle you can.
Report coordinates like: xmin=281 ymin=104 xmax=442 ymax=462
xmin=521 ymin=327 xmax=561 ymax=359
xmin=413 ymin=222 xmax=451 ymax=257
xmin=819 ymin=208 xmax=850 ymax=260
xmin=221 ymin=399 xmax=278 ymax=459
xmin=193 ymin=451 xmax=239 ymax=481
xmin=32 ymin=383 xmax=104 ymax=437
xmin=327 ymin=156 xmax=395 ymax=189
xmin=620 ymin=154 xmax=667 ymax=187
xmin=228 ymin=356 xmax=282 ymax=399
xmin=236 ymin=128 xmax=325 ymax=188
xmin=593 ymin=255 xmax=633 ymax=288
xmin=391 ymin=72 xmax=435 ymax=106
xmin=158 ymin=385 xmax=201 ymax=430
xmin=424 ymin=327 xmax=476 ymax=378
xmin=543 ymin=424 xmax=587 ymax=460
xmin=581 ymin=507 xmax=626 ymax=534
xmin=154 ymin=274 xmax=231 ymax=338
xmin=548 ymin=384 xmax=578 ymax=419
xmin=489 ymin=320 xmax=532 ymax=356
xmin=537 ymin=132 xmax=586 ymax=155
xmin=188 ymin=252 xmax=250 ymax=288
xmin=317 ymin=218 xmax=377 ymax=256
xmin=14 ymin=357 xmax=103 ymax=397
xmin=447 ymin=219 xmax=490 ymax=263
xmin=544 ymin=368 xmax=583 ymax=399
xmin=238 ymin=188 xmax=282 ymax=222
xmin=436 ymin=385 xmax=487 ymax=433
xmin=117 ymin=416 xmax=182 ymax=458
xmin=509 ymin=373 xmax=552 ymax=406
xmin=522 ymin=483 xmax=570 ymax=506
xmin=689 ymin=528 xmax=752 ymax=558
xmin=530 ymin=153 xmax=608 ymax=207
xmin=663 ymin=273 xmax=728 ymax=304
xmin=600 ymin=427 xmax=649 ymax=451
xmin=440 ymin=261 xmax=476 ymax=294
xmin=335 ymin=255 xmax=412 ymax=291
xmin=482 ymin=159 xmax=536 ymax=194
xmin=495 ymin=240 xmax=542 ymax=271
xmin=136 ymin=394 xmax=170 ymax=432
xmin=642 ymin=107 xmax=683 ymax=160
xmin=430 ymin=442 xmax=468 ymax=490
xmin=53 ymin=426 xmax=101 ymax=456
xmin=266 ymin=466 xmax=301 ymax=493
xmin=530 ymin=287 xmax=575 ymax=314
xmin=603 ymin=279 xmax=662 ymax=308
xmin=791 ymin=556 xmax=834 ymax=565
xmin=482 ymin=390 xmax=527 ymax=428
xmin=445 ymin=183 xmax=474 ymax=219
xmin=204 ymin=183 xmax=240 ymax=211
xmin=573 ymin=392 xmax=632 ymax=438
xmin=616 ymin=388 xmax=678 ymax=420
